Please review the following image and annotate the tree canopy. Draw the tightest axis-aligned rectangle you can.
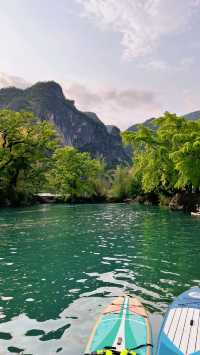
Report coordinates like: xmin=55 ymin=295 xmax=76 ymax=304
xmin=0 ymin=110 xmax=107 ymax=205
xmin=0 ymin=109 xmax=199 ymax=206
xmin=48 ymin=146 xmax=105 ymax=200
xmin=0 ymin=110 xmax=58 ymax=204
xmin=123 ymin=112 xmax=200 ymax=193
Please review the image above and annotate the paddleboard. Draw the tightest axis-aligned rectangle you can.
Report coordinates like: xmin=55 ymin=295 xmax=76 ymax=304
xmin=157 ymin=287 xmax=200 ymax=355
xmin=84 ymin=295 xmax=152 ymax=354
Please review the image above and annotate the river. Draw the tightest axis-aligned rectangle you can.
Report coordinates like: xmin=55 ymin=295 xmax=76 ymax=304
xmin=0 ymin=203 xmax=199 ymax=354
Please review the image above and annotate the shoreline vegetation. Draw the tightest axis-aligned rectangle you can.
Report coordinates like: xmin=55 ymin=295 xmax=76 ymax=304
xmin=0 ymin=110 xmax=200 ymax=212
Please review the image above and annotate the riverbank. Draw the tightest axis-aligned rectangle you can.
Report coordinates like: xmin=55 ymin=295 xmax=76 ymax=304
xmin=35 ymin=191 xmax=200 ymax=213
xmin=125 ymin=191 xmax=200 ymax=212
xmin=1 ymin=190 xmax=199 ymax=213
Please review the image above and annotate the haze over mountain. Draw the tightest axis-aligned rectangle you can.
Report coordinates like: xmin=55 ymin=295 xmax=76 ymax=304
xmin=0 ymin=81 xmax=130 ymax=166
xmin=183 ymin=111 xmax=200 ymax=121
xmin=127 ymin=112 xmax=200 ymax=132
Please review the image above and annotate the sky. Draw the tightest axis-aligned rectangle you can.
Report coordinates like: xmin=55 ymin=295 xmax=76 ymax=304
xmin=0 ymin=0 xmax=200 ymax=130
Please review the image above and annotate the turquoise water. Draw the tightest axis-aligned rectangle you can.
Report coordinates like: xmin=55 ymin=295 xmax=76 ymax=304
xmin=0 ymin=203 xmax=199 ymax=354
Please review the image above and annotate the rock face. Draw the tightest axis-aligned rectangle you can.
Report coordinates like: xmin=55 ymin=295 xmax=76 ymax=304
xmin=169 ymin=191 xmax=200 ymax=212
xmin=0 ymin=81 xmax=130 ymax=167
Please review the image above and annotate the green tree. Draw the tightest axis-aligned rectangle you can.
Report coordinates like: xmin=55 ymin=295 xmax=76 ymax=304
xmin=169 ymin=120 xmax=200 ymax=190
xmin=49 ymin=147 xmax=104 ymax=200
xmin=123 ymin=120 xmax=176 ymax=193
xmin=123 ymin=112 xmax=200 ymax=194
xmin=108 ymin=166 xmax=140 ymax=200
xmin=155 ymin=113 xmax=200 ymax=190
xmin=0 ymin=109 xmax=58 ymax=204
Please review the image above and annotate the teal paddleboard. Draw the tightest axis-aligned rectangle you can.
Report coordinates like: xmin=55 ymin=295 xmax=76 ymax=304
xmin=84 ymin=295 xmax=153 ymax=355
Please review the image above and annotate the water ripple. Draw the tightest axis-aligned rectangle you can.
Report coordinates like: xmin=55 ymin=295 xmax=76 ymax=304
xmin=0 ymin=203 xmax=199 ymax=354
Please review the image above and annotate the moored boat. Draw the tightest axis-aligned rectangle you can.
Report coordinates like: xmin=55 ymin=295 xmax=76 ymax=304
xmin=191 ymin=211 xmax=200 ymax=217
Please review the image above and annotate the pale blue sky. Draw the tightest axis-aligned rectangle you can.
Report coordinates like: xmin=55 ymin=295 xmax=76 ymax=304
xmin=0 ymin=0 xmax=200 ymax=129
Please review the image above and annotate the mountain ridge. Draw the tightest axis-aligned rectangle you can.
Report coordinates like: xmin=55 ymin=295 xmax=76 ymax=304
xmin=126 ymin=111 xmax=200 ymax=132
xmin=1 ymin=80 xmax=199 ymax=162
xmin=0 ymin=81 xmax=131 ymax=167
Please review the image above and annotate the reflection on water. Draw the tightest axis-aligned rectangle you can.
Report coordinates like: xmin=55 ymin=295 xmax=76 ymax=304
xmin=0 ymin=203 xmax=199 ymax=354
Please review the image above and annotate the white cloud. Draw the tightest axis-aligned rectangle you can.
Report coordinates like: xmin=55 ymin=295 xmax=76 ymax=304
xmin=182 ymin=89 xmax=200 ymax=114
xmin=140 ymin=57 xmax=195 ymax=72
xmin=63 ymin=82 xmax=161 ymax=129
xmin=0 ymin=72 xmax=30 ymax=89
xmin=77 ymin=0 xmax=200 ymax=58
xmin=143 ymin=59 xmax=170 ymax=71
xmin=180 ymin=57 xmax=195 ymax=69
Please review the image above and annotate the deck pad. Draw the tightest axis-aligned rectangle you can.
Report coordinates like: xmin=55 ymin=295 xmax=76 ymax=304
xmin=157 ymin=287 xmax=200 ymax=355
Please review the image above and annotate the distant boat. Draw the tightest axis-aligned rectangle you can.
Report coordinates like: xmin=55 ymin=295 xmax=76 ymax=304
xmin=157 ymin=287 xmax=200 ymax=354
xmin=191 ymin=204 xmax=200 ymax=216
xmin=191 ymin=211 xmax=200 ymax=217
xmin=84 ymin=295 xmax=153 ymax=354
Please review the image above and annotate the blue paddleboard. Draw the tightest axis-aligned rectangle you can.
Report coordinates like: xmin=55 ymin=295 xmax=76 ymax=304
xmin=157 ymin=287 xmax=200 ymax=355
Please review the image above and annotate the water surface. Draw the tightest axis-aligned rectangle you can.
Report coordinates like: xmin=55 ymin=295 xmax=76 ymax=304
xmin=0 ymin=203 xmax=199 ymax=354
